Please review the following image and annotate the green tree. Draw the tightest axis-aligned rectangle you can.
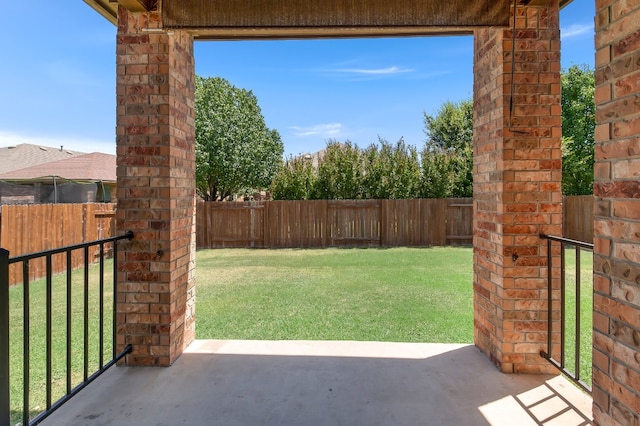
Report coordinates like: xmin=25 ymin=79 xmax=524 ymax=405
xmin=314 ymin=141 xmax=363 ymax=199
xmin=422 ymin=98 xmax=474 ymax=197
xmin=420 ymin=149 xmax=453 ymax=198
xmin=449 ymin=144 xmax=473 ymax=197
xmin=561 ymin=65 xmax=595 ymax=195
xmin=195 ymin=76 xmax=284 ymax=201
xmin=362 ymin=138 xmax=421 ymax=199
xmin=423 ymin=99 xmax=473 ymax=153
xmin=270 ymin=155 xmax=317 ymax=200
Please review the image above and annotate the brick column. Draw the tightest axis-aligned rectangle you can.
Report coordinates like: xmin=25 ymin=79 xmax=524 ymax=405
xmin=592 ymin=1 xmax=640 ymax=424
xmin=115 ymin=7 xmax=196 ymax=366
xmin=472 ymin=0 xmax=562 ymax=374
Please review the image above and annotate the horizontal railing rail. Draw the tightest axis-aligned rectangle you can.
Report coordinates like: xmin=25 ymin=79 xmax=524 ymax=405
xmin=539 ymin=233 xmax=593 ymax=394
xmin=1 ymin=231 xmax=134 ymax=426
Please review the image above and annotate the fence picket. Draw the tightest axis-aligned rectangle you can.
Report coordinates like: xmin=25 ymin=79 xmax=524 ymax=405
xmin=563 ymin=195 xmax=593 ymax=243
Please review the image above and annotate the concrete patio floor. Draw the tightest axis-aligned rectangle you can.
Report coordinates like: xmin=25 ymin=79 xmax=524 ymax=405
xmin=43 ymin=340 xmax=592 ymax=426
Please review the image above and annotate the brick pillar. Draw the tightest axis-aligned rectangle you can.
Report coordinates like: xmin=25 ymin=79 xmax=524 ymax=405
xmin=115 ymin=6 xmax=196 ymax=366
xmin=592 ymin=1 xmax=640 ymax=424
xmin=472 ymin=0 xmax=562 ymax=374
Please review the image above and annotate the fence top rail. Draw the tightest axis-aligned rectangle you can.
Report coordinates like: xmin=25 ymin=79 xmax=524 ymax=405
xmin=6 ymin=231 xmax=134 ymax=264
xmin=539 ymin=233 xmax=594 ymax=250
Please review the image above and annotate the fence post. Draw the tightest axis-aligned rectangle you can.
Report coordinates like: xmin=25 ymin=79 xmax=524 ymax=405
xmin=1 ymin=248 xmax=10 ymax=426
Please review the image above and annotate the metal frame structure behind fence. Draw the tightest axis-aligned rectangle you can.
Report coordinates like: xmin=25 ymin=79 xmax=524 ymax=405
xmin=1 ymin=231 xmax=134 ymax=426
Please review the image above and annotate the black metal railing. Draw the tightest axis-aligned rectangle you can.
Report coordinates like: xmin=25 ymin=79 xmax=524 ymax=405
xmin=1 ymin=231 xmax=134 ymax=426
xmin=539 ymin=234 xmax=593 ymax=394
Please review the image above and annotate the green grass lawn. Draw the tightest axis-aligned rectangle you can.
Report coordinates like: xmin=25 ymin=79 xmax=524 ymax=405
xmin=195 ymin=247 xmax=474 ymax=343
xmin=195 ymin=246 xmax=594 ymax=387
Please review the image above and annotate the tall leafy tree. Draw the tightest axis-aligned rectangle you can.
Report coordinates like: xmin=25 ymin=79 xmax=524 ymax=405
xmin=423 ymin=99 xmax=473 ymax=153
xmin=195 ymin=76 xmax=284 ymax=201
xmin=270 ymin=155 xmax=317 ymax=200
xmin=314 ymin=140 xmax=363 ymax=199
xmin=362 ymin=138 xmax=421 ymax=199
xmin=420 ymin=150 xmax=453 ymax=198
xmin=422 ymin=99 xmax=473 ymax=197
xmin=449 ymin=144 xmax=473 ymax=197
xmin=561 ymin=65 xmax=595 ymax=195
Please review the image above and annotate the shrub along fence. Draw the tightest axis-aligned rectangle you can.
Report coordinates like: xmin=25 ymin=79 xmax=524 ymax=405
xmin=0 ymin=203 xmax=116 ymax=285
xmin=196 ymin=198 xmax=474 ymax=249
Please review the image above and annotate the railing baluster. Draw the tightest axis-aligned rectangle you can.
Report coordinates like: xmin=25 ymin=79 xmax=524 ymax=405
xmin=99 ymin=243 xmax=105 ymax=368
xmin=66 ymin=251 xmax=72 ymax=395
xmin=0 ymin=249 xmax=10 ymax=426
xmin=560 ymin=241 xmax=566 ymax=368
xmin=23 ymin=262 xmax=30 ymax=426
xmin=84 ymin=246 xmax=89 ymax=382
xmin=46 ymin=254 xmax=53 ymax=410
xmin=545 ymin=238 xmax=553 ymax=358
xmin=575 ymin=245 xmax=581 ymax=381
xmin=112 ymin=242 xmax=118 ymax=359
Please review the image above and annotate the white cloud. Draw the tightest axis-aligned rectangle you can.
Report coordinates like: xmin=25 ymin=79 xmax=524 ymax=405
xmin=561 ymin=24 xmax=593 ymax=39
xmin=0 ymin=130 xmax=115 ymax=155
xmin=289 ymin=123 xmax=343 ymax=137
xmin=319 ymin=64 xmax=452 ymax=82
xmin=316 ymin=64 xmax=415 ymax=81
xmin=334 ymin=66 xmax=413 ymax=75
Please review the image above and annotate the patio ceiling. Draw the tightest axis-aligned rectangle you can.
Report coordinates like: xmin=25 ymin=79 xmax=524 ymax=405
xmin=84 ymin=0 xmax=574 ymax=39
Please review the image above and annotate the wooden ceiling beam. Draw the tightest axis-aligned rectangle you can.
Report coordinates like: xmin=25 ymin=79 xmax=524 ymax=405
xmin=117 ymin=0 xmax=156 ymax=12
xmin=82 ymin=0 xmax=118 ymax=24
xmin=520 ymin=0 xmax=573 ymax=7
xmin=191 ymin=26 xmax=475 ymax=40
xmin=522 ymin=0 xmax=551 ymax=6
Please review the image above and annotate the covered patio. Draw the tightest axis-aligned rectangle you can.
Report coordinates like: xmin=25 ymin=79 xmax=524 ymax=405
xmin=44 ymin=340 xmax=592 ymax=426
xmin=33 ymin=0 xmax=638 ymax=425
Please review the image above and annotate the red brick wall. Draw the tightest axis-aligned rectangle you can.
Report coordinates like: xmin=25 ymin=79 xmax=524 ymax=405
xmin=473 ymin=0 xmax=562 ymax=374
xmin=115 ymin=6 xmax=196 ymax=366
xmin=592 ymin=0 xmax=640 ymax=423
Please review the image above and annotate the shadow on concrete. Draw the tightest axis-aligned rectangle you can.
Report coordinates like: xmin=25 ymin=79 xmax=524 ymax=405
xmin=43 ymin=340 xmax=592 ymax=426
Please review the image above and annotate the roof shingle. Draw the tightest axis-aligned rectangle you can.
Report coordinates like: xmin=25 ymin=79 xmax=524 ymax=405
xmin=0 ymin=144 xmax=115 ymax=182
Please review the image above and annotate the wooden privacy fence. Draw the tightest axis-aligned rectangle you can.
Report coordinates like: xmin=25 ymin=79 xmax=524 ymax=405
xmin=0 ymin=203 xmax=116 ymax=286
xmin=562 ymin=195 xmax=594 ymax=244
xmin=196 ymin=198 xmax=474 ymax=249
xmin=0 ymin=196 xmax=593 ymax=284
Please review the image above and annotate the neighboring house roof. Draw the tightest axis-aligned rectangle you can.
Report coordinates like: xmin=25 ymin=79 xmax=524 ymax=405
xmin=0 ymin=143 xmax=85 ymax=174
xmin=0 ymin=150 xmax=116 ymax=183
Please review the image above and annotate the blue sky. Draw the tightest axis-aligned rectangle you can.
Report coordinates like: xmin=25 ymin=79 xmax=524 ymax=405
xmin=1 ymin=1 xmax=595 ymax=157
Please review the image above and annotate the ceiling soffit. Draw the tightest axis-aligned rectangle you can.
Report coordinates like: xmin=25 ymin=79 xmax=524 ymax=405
xmin=163 ymin=0 xmax=509 ymax=39
xmin=84 ymin=0 xmax=574 ymax=39
xmin=82 ymin=0 xmax=156 ymax=24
